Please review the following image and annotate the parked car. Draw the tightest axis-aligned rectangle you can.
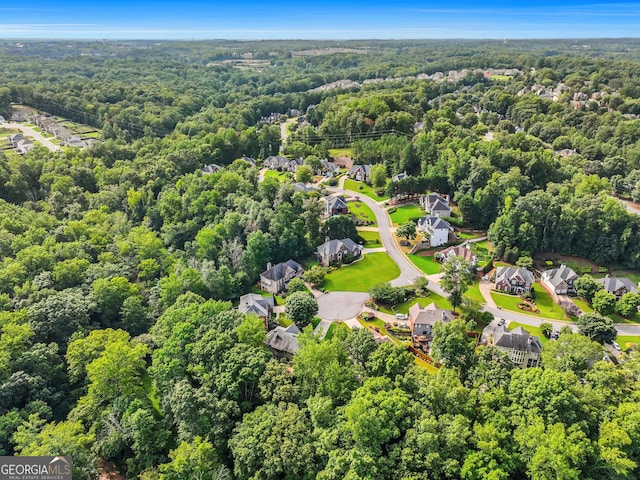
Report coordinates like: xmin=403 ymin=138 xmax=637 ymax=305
xmin=550 ymin=330 xmax=560 ymax=340
xmin=612 ymin=341 xmax=622 ymax=351
xmin=395 ymin=313 xmax=407 ymax=320
xmin=496 ymin=318 xmax=505 ymax=326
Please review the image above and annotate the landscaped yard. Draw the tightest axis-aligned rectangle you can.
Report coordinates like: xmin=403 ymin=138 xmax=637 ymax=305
xmin=465 ymin=282 xmax=485 ymax=304
xmin=358 ymin=230 xmax=382 ymax=247
xmin=491 ymin=285 xmax=567 ymax=320
xmin=572 ymin=297 xmax=594 ymax=314
xmin=507 ymin=321 xmax=549 ymax=344
xmin=457 ymin=231 xmax=484 ymax=240
xmin=408 ymin=254 xmax=442 ymax=275
xmin=573 ymin=296 xmax=640 ymax=324
xmin=348 ymin=201 xmax=377 ymax=226
xmin=323 ymin=252 xmax=400 ymax=292
xmin=615 ymin=335 xmax=640 ymax=350
xmin=344 ymin=179 xmax=388 ymax=201
xmin=328 ymin=148 xmax=353 ymax=158
xmin=388 ymin=203 xmax=425 ymax=225
xmin=379 ymin=290 xmax=453 ymax=315
xmin=264 ymin=170 xmax=292 ymax=181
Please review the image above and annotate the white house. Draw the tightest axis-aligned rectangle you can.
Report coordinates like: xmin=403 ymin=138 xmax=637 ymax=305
xmin=416 ymin=216 xmax=454 ymax=247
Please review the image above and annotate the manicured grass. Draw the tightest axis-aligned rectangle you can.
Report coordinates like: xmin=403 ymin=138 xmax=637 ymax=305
xmin=358 ymin=230 xmax=382 ymax=247
xmin=311 ymin=317 xmax=321 ymax=329
xmin=326 ymin=322 xmax=350 ymax=340
xmin=278 ymin=313 xmax=292 ymax=327
xmin=491 ymin=286 xmax=567 ymax=320
xmin=465 ymin=282 xmax=485 ymax=304
xmin=572 ymin=297 xmax=594 ymax=314
xmin=408 ymin=254 xmax=442 ymax=275
xmin=264 ymin=170 xmax=292 ymax=181
xmin=507 ymin=321 xmax=549 ymax=344
xmin=323 ymin=252 xmax=400 ymax=292
xmin=615 ymin=335 xmax=640 ymax=351
xmin=380 ymin=291 xmax=453 ymax=315
xmin=358 ymin=317 xmax=391 ymax=337
xmin=348 ymin=201 xmax=377 ymax=226
xmin=457 ymin=232 xmax=483 ymax=240
xmin=388 ymin=203 xmax=425 ymax=226
xmin=414 ymin=357 xmax=439 ymax=374
xmin=344 ymin=179 xmax=388 ymax=201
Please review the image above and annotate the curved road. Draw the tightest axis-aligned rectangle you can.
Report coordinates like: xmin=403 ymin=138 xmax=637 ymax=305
xmin=4 ymin=122 xmax=61 ymax=152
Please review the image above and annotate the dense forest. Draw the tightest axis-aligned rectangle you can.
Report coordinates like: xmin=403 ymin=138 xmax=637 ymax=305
xmin=2 ymin=39 xmax=640 ymax=479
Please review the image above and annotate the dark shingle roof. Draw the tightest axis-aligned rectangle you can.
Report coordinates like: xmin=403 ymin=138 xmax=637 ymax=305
xmin=261 ymin=260 xmax=303 ymax=282
xmin=542 ymin=264 xmax=578 ymax=288
xmin=417 ymin=215 xmax=453 ymax=231
xmin=597 ymin=277 xmax=638 ymax=294
xmin=266 ymin=326 xmax=299 ymax=354
xmin=238 ymin=293 xmax=274 ymax=317
xmin=316 ymin=238 xmax=361 ymax=257
xmin=493 ymin=325 xmax=542 ymax=354
xmin=495 ymin=266 xmax=535 ymax=285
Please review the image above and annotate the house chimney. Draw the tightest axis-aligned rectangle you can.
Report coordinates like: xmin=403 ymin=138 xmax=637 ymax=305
xmin=528 ymin=336 xmax=532 ymax=344
xmin=325 ymin=236 xmax=330 ymax=244
xmin=267 ymin=262 xmax=272 ymax=271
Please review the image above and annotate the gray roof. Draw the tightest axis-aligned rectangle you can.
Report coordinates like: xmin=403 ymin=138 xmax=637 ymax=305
xmin=320 ymin=159 xmax=339 ymax=171
xmin=201 ymin=164 xmax=222 ymax=174
xmin=348 ymin=164 xmax=372 ymax=176
xmin=264 ymin=155 xmax=289 ymax=168
xmin=242 ymin=156 xmax=256 ymax=164
xmin=417 ymin=215 xmax=453 ymax=232
xmin=266 ymin=325 xmax=299 ymax=354
xmin=493 ymin=325 xmax=542 ymax=354
xmin=261 ymin=260 xmax=303 ymax=282
xmin=409 ymin=302 xmax=454 ymax=333
xmin=437 ymin=245 xmax=477 ymax=263
xmin=423 ymin=193 xmax=449 ymax=209
xmin=542 ymin=264 xmax=578 ymax=287
xmin=326 ymin=195 xmax=347 ymax=211
xmin=294 ymin=182 xmax=316 ymax=193
xmin=316 ymin=238 xmax=361 ymax=257
xmin=495 ymin=266 xmax=535 ymax=285
xmin=238 ymin=293 xmax=274 ymax=317
xmin=597 ymin=277 xmax=638 ymax=295
xmin=429 ymin=198 xmax=451 ymax=213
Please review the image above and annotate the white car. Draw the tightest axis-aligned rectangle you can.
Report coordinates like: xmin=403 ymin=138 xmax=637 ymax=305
xmin=612 ymin=341 xmax=622 ymax=351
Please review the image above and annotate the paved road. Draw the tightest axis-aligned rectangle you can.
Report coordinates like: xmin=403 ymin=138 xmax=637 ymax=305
xmin=4 ymin=122 xmax=61 ymax=152
xmin=328 ymin=186 xmax=424 ymax=288
xmin=317 ymin=292 xmax=370 ymax=321
xmin=614 ymin=196 xmax=640 ymax=215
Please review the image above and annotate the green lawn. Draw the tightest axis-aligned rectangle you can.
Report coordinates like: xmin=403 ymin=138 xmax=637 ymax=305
xmin=414 ymin=357 xmax=439 ymax=374
xmin=491 ymin=286 xmax=567 ymax=320
xmin=344 ymin=179 xmax=388 ymax=201
xmin=457 ymin=232 xmax=483 ymax=240
xmin=380 ymin=291 xmax=453 ymax=315
xmin=573 ymin=296 xmax=640 ymax=324
xmin=348 ymin=201 xmax=377 ymax=226
xmin=388 ymin=203 xmax=425 ymax=226
xmin=358 ymin=317 xmax=391 ymax=337
xmin=264 ymin=170 xmax=292 ymax=181
xmin=323 ymin=252 xmax=400 ymax=292
xmin=408 ymin=254 xmax=442 ymax=275
xmin=326 ymin=322 xmax=349 ymax=340
xmin=572 ymin=297 xmax=594 ymax=314
xmin=615 ymin=335 xmax=640 ymax=351
xmin=278 ymin=313 xmax=292 ymax=327
xmin=358 ymin=230 xmax=382 ymax=247
xmin=465 ymin=282 xmax=485 ymax=304
xmin=507 ymin=322 xmax=549 ymax=344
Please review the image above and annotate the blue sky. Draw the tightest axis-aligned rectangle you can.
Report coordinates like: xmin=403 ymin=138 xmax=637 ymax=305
xmin=1 ymin=1 xmax=640 ymax=39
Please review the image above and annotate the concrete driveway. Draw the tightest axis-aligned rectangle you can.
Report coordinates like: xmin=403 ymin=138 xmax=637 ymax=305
xmin=317 ymin=292 xmax=370 ymax=321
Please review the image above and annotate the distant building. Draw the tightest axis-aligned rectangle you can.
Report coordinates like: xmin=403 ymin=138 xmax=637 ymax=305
xmin=597 ymin=276 xmax=638 ymax=299
xmin=201 ymin=164 xmax=222 ymax=175
xmin=347 ymin=164 xmax=372 ymax=183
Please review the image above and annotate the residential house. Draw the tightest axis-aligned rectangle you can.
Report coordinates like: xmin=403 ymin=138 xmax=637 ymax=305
xmin=265 ymin=324 xmax=300 ymax=360
xmin=597 ymin=276 xmax=638 ymax=299
xmin=348 ymin=164 xmax=372 ymax=183
xmin=435 ymin=244 xmax=477 ymax=266
xmin=65 ymin=136 xmax=86 ymax=148
xmin=15 ymin=138 xmax=34 ymax=154
xmin=259 ymin=260 xmax=304 ymax=294
xmin=416 ymin=215 xmax=454 ymax=247
xmin=392 ymin=171 xmax=408 ymax=182
xmin=420 ymin=193 xmax=452 ymax=218
xmin=325 ymin=195 xmax=349 ymax=217
xmin=408 ymin=302 xmax=454 ymax=352
xmin=263 ymin=155 xmax=289 ymax=170
xmin=489 ymin=325 xmax=542 ymax=368
xmin=293 ymin=182 xmax=316 ymax=194
xmin=541 ymin=264 xmax=578 ymax=295
xmin=201 ymin=164 xmax=222 ymax=175
xmin=316 ymin=238 xmax=362 ymax=266
xmin=8 ymin=134 xmax=25 ymax=147
xmin=10 ymin=111 xmax=29 ymax=122
xmin=494 ymin=266 xmax=534 ymax=294
xmin=238 ymin=293 xmax=274 ymax=321
xmin=241 ymin=156 xmax=257 ymax=165
xmin=288 ymin=158 xmax=304 ymax=172
xmin=319 ymin=158 xmax=339 ymax=176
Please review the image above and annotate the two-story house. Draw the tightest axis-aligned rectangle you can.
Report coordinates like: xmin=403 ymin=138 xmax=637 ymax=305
xmin=325 ymin=195 xmax=349 ymax=217
xmin=597 ymin=276 xmax=639 ymax=299
xmin=408 ymin=302 xmax=454 ymax=352
xmin=416 ymin=216 xmax=454 ymax=247
xmin=259 ymin=260 xmax=304 ymax=294
xmin=490 ymin=325 xmax=542 ymax=368
xmin=347 ymin=164 xmax=372 ymax=183
xmin=541 ymin=264 xmax=578 ymax=295
xmin=316 ymin=238 xmax=362 ymax=266
xmin=435 ymin=244 xmax=477 ymax=266
xmin=266 ymin=324 xmax=300 ymax=361
xmin=238 ymin=293 xmax=274 ymax=322
xmin=420 ymin=193 xmax=452 ymax=218
xmin=494 ymin=266 xmax=534 ymax=294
